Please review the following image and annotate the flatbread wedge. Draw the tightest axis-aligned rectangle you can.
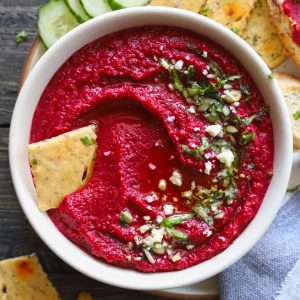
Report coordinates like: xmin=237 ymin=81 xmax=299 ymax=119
xmin=28 ymin=125 xmax=97 ymax=211
xmin=275 ymin=72 xmax=300 ymax=149
xmin=243 ymin=0 xmax=287 ymax=68
xmin=149 ymin=0 xmax=206 ymax=13
xmin=266 ymin=0 xmax=300 ymax=68
xmin=0 ymin=254 xmax=60 ymax=300
xmin=199 ymin=0 xmax=257 ymax=36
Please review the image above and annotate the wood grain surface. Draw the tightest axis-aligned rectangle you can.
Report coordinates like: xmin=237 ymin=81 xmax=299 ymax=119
xmin=0 ymin=1 xmax=171 ymax=299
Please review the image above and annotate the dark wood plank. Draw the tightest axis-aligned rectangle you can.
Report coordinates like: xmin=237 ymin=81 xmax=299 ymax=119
xmin=0 ymin=2 xmax=170 ymax=299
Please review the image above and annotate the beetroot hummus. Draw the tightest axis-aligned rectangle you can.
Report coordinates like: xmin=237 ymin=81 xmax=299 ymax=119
xmin=30 ymin=26 xmax=274 ymax=272
xmin=283 ymin=0 xmax=300 ymax=45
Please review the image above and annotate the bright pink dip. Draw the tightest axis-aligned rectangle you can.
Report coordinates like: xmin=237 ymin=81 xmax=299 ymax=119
xmin=30 ymin=27 xmax=274 ymax=272
xmin=283 ymin=0 xmax=300 ymax=45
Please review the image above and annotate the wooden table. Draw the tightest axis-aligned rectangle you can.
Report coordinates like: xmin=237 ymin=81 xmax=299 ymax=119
xmin=0 ymin=1 xmax=169 ymax=299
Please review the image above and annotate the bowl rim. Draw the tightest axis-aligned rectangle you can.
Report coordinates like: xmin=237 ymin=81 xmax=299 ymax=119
xmin=10 ymin=6 xmax=293 ymax=290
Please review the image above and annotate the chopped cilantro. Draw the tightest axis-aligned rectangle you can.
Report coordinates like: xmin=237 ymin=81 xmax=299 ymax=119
xmin=287 ymin=185 xmax=300 ymax=193
xmin=224 ymin=187 xmax=237 ymax=205
xmin=199 ymin=7 xmax=213 ymax=16
xmin=80 ymin=136 xmax=96 ymax=146
xmin=241 ymin=131 xmax=256 ymax=143
xmin=172 ymin=69 xmax=184 ymax=92
xmin=16 ymin=30 xmax=29 ymax=44
xmin=293 ymin=111 xmax=300 ymax=120
xmin=182 ymin=137 xmax=210 ymax=159
xmin=171 ymin=229 xmax=188 ymax=240
xmin=162 ymin=213 xmax=195 ymax=228
xmin=240 ymin=84 xmax=251 ymax=102
xmin=218 ymin=75 xmax=241 ymax=88
xmin=267 ymin=72 xmax=275 ymax=80
xmin=31 ymin=158 xmax=38 ymax=165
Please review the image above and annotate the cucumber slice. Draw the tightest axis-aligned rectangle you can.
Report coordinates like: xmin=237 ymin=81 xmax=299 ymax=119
xmin=38 ymin=0 xmax=79 ymax=49
xmin=80 ymin=0 xmax=112 ymax=18
xmin=108 ymin=0 xmax=149 ymax=10
xmin=65 ymin=0 xmax=90 ymax=22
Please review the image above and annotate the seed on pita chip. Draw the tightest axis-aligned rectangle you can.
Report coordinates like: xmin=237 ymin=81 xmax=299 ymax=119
xmin=28 ymin=125 xmax=97 ymax=212
xmin=77 ymin=292 xmax=93 ymax=300
xmin=243 ymin=0 xmax=287 ymax=68
xmin=149 ymin=0 xmax=206 ymax=13
xmin=0 ymin=254 xmax=60 ymax=300
xmin=200 ymin=0 xmax=257 ymax=35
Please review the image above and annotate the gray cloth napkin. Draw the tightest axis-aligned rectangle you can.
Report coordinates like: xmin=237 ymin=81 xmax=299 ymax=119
xmin=220 ymin=192 xmax=300 ymax=300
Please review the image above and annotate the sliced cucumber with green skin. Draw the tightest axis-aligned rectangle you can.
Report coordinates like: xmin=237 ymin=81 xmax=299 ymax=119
xmin=80 ymin=0 xmax=112 ymax=18
xmin=65 ymin=0 xmax=90 ymax=22
xmin=38 ymin=0 xmax=79 ymax=49
xmin=108 ymin=0 xmax=149 ymax=10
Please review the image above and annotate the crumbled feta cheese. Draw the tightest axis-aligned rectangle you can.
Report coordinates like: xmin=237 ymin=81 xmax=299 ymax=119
xmin=158 ymin=179 xmax=167 ymax=191
xmin=167 ymin=116 xmax=176 ymax=122
xmin=171 ymin=252 xmax=181 ymax=262
xmin=193 ymin=127 xmax=200 ymax=132
xmin=182 ymin=190 xmax=192 ymax=198
xmin=214 ymin=211 xmax=224 ymax=219
xmin=148 ymin=163 xmax=156 ymax=170
xmin=139 ymin=224 xmax=152 ymax=234
xmin=143 ymin=215 xmax=150 ymax=221
xmin=160 ymin=58 xmax=171 ymax=70
xmin=203 ymin=51 xmax=208 ymax=58
xmin=169 ymin=170 xmax=183 ymax=186
xmin=186 ymin=245 xmax=195 ymax=250
xmin=204 ymin=161 xmax=212 ymax=175
xmin=156 ymin=215 xmax=163 ymax=224
xmin=166 ymin=248 xmax=175 ymax=256
xmin=191 ymin=180 xmax=196 ymax=190
xmin=204 ymin=152 xmax=212 ymax=159
xmin=146 ymin=195 xmax=155 ymax=203
xmin=143 ymin=236 xmax=154 ymax=248
xmin=223 ymin=84 xmax=232 ymax=90
xmin=151 ymin=228 xmax=164 ymax=243
xmin=187 ymin=106 xmax=196 ymax=114
xmin=168 ymin=83 xmax=174 ymax=91
xmin=175 ymin=60 xmax=184 ymax=70
xmin=203 ymin=69 xmax=208 ymax=76
xmin=163 ymin=204 xmax=174 ymax=215
xmin=103 ymin=151 xmax=112 ymax=157
xmin=205 ymin=124 xmax=223 ymax=137
xmin=134 ymin=257 xmax=142 ymax=261
xmin=217 ymin=149 xmax=235 ymax=168
xmin=134 ymin=236 xmax=142 ymax=245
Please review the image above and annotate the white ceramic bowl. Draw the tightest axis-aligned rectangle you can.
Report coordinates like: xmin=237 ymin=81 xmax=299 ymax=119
xmin=10 ymin=7 xmax=293 ymax=291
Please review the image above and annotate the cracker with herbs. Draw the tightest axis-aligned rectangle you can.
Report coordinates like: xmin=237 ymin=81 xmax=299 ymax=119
xmin=0 ymin=254 xmax=60 ymax=300
xmin=242 ymin=0 xmax=287 ymax=68
xmin=149 ymin=0 xmax=206 ymax=13
xmin=28 ymin=125 xmax=97 ymax=211
xmin=200 ymin=0 xmax=257 ymax=36
xmin=275 ymin=72 xmax=300 ymax=149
